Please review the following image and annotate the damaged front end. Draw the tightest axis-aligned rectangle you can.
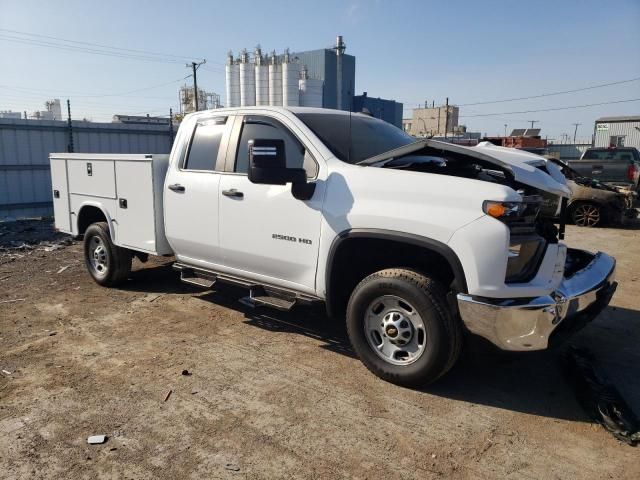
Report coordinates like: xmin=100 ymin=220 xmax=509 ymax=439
xmin=457 ymin=248 xmax=617 ymax=350
xmin=363 ymin=140 xmax=618 ymax=351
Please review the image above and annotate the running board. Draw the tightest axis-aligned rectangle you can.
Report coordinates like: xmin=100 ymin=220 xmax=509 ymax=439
xmin=240 ymin=287 xmax=297 ymax=311
xmin=181 ymin=274 xmax=216 ymax=289
xmin=172 ymin=263 xmax=322 ymax=311
xmin=177 ymin=266 xmax=216 ymax=289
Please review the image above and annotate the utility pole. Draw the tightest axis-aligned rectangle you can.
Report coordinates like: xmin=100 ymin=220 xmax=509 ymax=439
xmin=187 ymin=60 xmax=206 ymax=112
xmin=66 ymin=99 xmax=74 ymax=153
xmin=169 ymin=108 xmax=174 ymax=143
xmin=504 ymin=124 xmax=508 ymax=137
xmin=572 ymin=123 xmax=581 ymax=143
xmin=444 ymin=97 xmax=449 ymax=139
xmin=528 ymin=120 xmax=539 ymax=129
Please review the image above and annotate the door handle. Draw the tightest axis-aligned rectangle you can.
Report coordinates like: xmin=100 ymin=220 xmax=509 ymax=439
xmin=222 ymin=189 xmax=244 ymax=199
xmin=168 ymin=183 xmax=185 ymax=192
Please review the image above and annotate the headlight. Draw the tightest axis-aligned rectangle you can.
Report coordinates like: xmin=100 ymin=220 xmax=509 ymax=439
xmin=483 ymin=197 xmax=542 ymax=221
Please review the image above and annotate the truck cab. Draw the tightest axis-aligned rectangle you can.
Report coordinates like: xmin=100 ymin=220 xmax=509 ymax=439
xmin=50 ymin=107 xmax=618 ymax=386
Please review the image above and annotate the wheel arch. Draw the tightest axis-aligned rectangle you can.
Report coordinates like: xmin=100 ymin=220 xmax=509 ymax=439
xmin=76 ymin=203 xmax=116 ymax=241
xmin=325 ymin=229 xmax=467 ymax=319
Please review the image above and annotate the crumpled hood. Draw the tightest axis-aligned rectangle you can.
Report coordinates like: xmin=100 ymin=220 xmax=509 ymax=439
xmin=360 ymin=138 xmax=571 ymax=198
xmin=473 ymin=142 xmax=571 ymax=198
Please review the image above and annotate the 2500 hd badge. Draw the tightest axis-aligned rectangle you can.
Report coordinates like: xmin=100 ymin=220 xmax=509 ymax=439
xmin=272 ymin=233 xmax=312 ymax=245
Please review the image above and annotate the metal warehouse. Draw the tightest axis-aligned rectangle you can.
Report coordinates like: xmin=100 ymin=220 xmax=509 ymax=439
xmin=0 ymin=118 xmax=173 ymax=219
xmin=594 ymin=115 xmax=640 ymax=149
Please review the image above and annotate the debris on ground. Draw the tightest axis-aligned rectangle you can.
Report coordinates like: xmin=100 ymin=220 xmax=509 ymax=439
xmin=57 ymin=266 xmax=70 ymax=274
xmin=181 ymin=370 xmax=191 ymax=376
xmin=561 ymin=346 xmax=640 ymax=446
xmin=0 ymin=219 xmax=74 ymax=261
xmin=87 ymin=435 xmax=108 ymax=445
xmin=225 ymin=463 xmax=240 ymax=472
xmin=1 ymin=369 xmax=12 ymax=376
xmin=163 ymin=390 xmax=172 ymax=402
xmin=0 ymin=299 xmax=25 ymax=304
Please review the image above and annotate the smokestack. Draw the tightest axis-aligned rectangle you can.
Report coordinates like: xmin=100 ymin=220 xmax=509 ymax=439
xmin=334 ymin=35 xmax=346 ymax=110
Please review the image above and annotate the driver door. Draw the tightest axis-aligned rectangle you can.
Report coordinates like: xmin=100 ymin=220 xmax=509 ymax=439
xmin=217 ymin=114 xmax=323 ymax=294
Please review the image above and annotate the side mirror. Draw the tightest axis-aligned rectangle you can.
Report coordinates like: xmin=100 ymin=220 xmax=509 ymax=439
xmin=247 ymin=139 xmax=315 ymax=200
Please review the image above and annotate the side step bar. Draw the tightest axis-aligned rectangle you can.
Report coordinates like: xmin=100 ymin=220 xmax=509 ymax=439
xmin=173 ymin=263 xmax=321 ymax=312
xmin=239 ymin=286 xmax=296 ymax=311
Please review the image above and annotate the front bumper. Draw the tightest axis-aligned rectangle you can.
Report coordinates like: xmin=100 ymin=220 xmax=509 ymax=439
xmin=456 ymin=249 xmax=617 ymax=351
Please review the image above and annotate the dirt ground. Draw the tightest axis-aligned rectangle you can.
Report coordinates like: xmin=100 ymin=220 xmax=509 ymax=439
xmin=1 ymin=220 xmax=639 ymax=479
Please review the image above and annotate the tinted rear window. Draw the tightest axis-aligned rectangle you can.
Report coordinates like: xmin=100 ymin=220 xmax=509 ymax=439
xmin=184 ymin=117 xmax=227 ymax=171
xmin=295 ymin=113 xmax=414 ymax=163
xmin=582 ymin=149 xmax=637 ymax=162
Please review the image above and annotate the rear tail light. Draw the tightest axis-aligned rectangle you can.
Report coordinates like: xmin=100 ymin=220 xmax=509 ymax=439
xmin=627 ymin=163 xmax=638 ymax=182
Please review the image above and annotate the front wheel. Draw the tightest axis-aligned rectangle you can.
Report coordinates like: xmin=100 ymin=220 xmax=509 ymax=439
xmin=346 ymin=269 xmax=462 ymax=387
xmin=83 ymin=222 xmax=131 ymax=287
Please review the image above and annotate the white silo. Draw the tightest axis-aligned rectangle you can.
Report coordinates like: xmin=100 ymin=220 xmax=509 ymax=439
xmin=268 ymin=51 xmax=282 ymax=106
xmin=239 ymin=49 xmax=256 ymax=107
xmin=299 ymin=65 xmax=323 ymax=108
xmin=254 ymin=46 xmax=269 ymax=106
xmin=225 ymin=51 xmax=240 ymax=108
xmin=282 ymin=49 xmax=300 ymax=107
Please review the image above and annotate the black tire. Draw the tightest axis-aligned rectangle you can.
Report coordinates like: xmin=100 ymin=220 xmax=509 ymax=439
xmin=571 ymin=202 xmax=603 ymax=227
xmin=346 ymin=268 xmax=462 ymax=387
xmin=83 ymin=222 xmax=131 ymax=287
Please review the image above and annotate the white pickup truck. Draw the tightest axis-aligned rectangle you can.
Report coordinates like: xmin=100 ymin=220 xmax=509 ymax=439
xmin=50 ymin=107 xmax=617 ymax=386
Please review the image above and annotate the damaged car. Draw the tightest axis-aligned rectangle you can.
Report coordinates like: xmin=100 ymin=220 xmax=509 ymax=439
xmin=546 ymin=156 xmax=636 ymax=227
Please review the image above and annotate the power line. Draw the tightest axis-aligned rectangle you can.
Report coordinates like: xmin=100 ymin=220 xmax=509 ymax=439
xmin=0 ymin=76 xmax=190 ymax=99
xmin=457 ymin=77 xmax=640 ymax=106
xmin=0 ymin=28 xmax=214 ymax=64
xmin=399 ymin=76 xmax=640 ymax=110
xmin=0 ymin=34 xmax=189 ymax=64
xmin=459 ymin=98 xmax=640 ymax=118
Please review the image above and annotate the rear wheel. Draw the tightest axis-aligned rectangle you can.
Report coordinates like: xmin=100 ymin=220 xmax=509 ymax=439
xmin=84 ymin=222 xmax=131 ymax=287
xmin=346 ymin=268 xmax=462 ymax=387
xmin=571 ymin=202 xmax=602 ymax=227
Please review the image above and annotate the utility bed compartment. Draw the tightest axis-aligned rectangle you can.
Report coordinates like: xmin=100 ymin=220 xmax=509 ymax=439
xmin=49 ymin=153 xmax=172 ymax=255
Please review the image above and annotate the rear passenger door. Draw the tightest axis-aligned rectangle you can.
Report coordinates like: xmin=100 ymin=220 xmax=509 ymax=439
xmin=164 ymin=115 xmax=232 ymax=268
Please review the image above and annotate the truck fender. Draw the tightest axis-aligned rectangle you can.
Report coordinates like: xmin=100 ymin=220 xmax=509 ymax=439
xmin=76 ymin=201 xmax=117 ymax=243
xmin=324 ymin=228 xmax=468 ymax=318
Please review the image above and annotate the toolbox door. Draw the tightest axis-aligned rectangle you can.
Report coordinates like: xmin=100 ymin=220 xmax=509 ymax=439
xmin=50 ymin=158 xmax=71 ymax=233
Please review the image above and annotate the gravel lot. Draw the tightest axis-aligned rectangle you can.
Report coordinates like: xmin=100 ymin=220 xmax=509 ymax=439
xmin=1 ymin=220 xmax=639 ymax=479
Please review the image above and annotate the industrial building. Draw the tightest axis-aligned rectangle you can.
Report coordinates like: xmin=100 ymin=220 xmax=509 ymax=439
xmin=403 ymin=104 xmax=459 ymax=137
xmin=112 ymin=114 xmax=172 ymax=125
xmin=225 ymin=36 xmax=355 ymax=111
xmin=179 ymin=85 xmax=221 ymax=114
xmin=594 ymin=116 xmax=640 ymax=149
xmin=352 ymin=92 xmax=403 ymax=128
xmin=483 ymin=128 xmax=547 ymax=155
xmin=0 ymin=111 xmax=22 ymax=119
xmin=0 ymin=99 xmax=62 ymax=121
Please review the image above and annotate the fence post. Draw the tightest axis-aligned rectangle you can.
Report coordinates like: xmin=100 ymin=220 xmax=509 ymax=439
xmin=66 ymin=99 xmax=74 ymax=153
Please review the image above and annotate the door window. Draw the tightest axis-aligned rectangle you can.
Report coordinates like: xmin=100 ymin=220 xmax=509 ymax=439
xmin=234 ymin=116 xmax=316 ymax=177
xmin=183 ymin=117 xmax=227 ymax=171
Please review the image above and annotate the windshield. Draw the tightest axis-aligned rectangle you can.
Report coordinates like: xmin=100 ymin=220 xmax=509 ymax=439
xmin=295 ymin=113 xmax=415 ymax=164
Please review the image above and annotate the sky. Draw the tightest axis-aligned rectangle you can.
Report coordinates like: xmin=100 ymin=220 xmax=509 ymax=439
xmin=1 ymin=0 xmax=639 ymax=140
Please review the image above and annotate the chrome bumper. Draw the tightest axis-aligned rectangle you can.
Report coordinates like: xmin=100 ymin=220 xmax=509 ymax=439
xmin=456 ymin=249 xmax=617 ymax=351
